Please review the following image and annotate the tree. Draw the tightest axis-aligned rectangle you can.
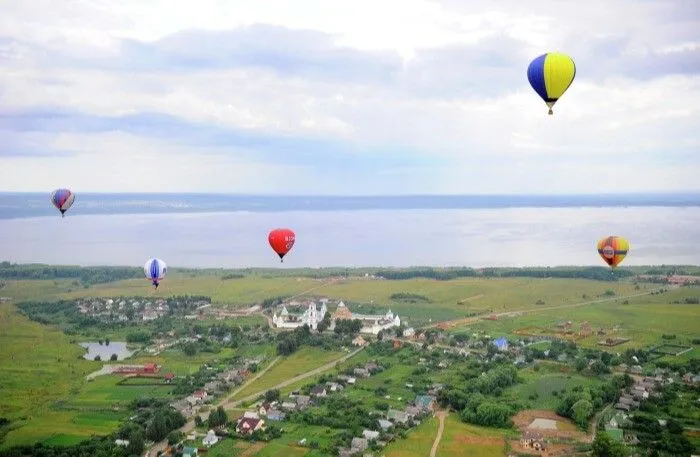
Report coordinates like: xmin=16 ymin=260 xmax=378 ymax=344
xmin=167 ymin=430 xmax=183 ymax=445
xmin=571 ymin=399 xmax=593 ymax=427
xmin=94 ymin=355 xmax=101 ymax=361
xmin=194 ymin=415 xmax=204 ymax=427
xmin=110 ymin=353 xmax=118 ymax=361
xmin=592 ymin=431 xmax=629 ymax=457
xmin=208 ymin=406 xmax=228 ymax=428
xmin=574 ymin=358 xmax=588 ymax=372
xmin=127 ymin=429 xmax=145 ymax=456
xmin=183 ymin=342 xmax=197 ymax=356
xmin=264 ymin=389 xmax=280 ymax=402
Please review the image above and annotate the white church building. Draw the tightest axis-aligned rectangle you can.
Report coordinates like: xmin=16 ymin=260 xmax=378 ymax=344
xmin=331 ymin=301 xmax=401 ymax=335
xmin=272 ymin=302 xmax=327 ymax=331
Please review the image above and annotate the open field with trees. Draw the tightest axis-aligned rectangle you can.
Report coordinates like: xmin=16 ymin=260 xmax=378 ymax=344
xmin=1 ymin=264 xmax=699 ymax=456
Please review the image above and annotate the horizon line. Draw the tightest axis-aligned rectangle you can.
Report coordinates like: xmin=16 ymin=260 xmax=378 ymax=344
xmin=2 ymin=190 xmax=700 ymax=197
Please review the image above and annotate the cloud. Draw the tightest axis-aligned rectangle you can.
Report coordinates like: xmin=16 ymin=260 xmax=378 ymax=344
xmin=0 ymin=0 xmax=698 ymax=194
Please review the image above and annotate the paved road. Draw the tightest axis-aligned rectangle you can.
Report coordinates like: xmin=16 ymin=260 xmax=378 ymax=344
xmin=147 ymin=347 xmax=364 ymax=456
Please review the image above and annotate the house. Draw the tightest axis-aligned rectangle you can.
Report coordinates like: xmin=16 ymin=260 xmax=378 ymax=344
xmin=354 ymin=368 xmax=370 ymax=378
xmin=202 ymin=430 xmax=219 ymax=447
xmin=258 ymin=402 xmax=274 ymax=416
xmin=266 ymin=409 xmax=286 ymax=421
xmin=377 ymin=419 xmax=393 ymax=431
xmin=164 ymin=373 xmax=175 ymax=383
xmin=352 ymin=335 xmax=367 ymax=346
xmin=326 ymin=382 xmax=344 ymax=392
xmin=310 ymin=385 xmax=327 ymax=397
xmin=281 ymin=401 xmax=297 ymax=411
xmin=182 ymin=447 xmax=198 ymax=457
xmin=295 ymin=395 xmax=312 ymax=409
xmin=192 ymin=390 xmax=208 ymax=402
xmin=243 ymin=411 xmax=260 ymax=419
xmin=403 ymin=327 xmax=416 ymax=338
xmin=114 ymin=439 xmax=129 ymax=447
xmin=351 ymin=437 xmax=368 ymax=453
xmin=405 ymin=406 xmax=421 ymax=418
xmin=236 ymin=416 xmax=265 ymax=435
xmin=520 ymin=431 xmax=547 ymax=451
xmin=414 ymin=395 xmax=435 ymax=413
xmin=387 ymin=409 xmax=409 ymax=424
xmin=365 ymin=362 xmax=379 ymax=372
xmin=338 ymin=375 xmax=356 ymax=385
xmin=493 ymin=337 xmax=509 ymax=351
xmin=362 ymin=430 xmax=380 ymax=440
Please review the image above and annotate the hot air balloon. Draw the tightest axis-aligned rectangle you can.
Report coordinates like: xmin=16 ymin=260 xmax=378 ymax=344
xmin=597 ymin=236 xmax=630 ymax=269
xmin=268 ymin=228 xmax=295 ymax=262
xmin=144 ymin=258 xmax=167 ymax=289
xmin=50 ymin=188 xmax=75 ymax=217
xmin=527 ymin=52 xmax=576 ymax=115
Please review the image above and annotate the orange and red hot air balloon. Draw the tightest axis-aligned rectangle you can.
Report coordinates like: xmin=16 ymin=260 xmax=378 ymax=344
xmin=596 ymin=235 xmax=630 ymax=270
xmin=268 ymin=228 xmax=296 ymax=262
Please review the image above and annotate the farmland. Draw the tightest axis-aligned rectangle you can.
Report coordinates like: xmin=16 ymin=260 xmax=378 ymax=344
xmin=0 ymin=265 xmax=699 ymax=456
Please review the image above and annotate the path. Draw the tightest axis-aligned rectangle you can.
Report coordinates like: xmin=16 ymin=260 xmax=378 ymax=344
xmin=220 ymin=346 xmax=365 ymax=409
xmin=147 ymin=346 xmax=364 ymax=456
xmin=587 ymin=404 xmax=612 ymax=442
xmin=421 ymin=287 xmax=666 ymax=331
xmin=430 ymin=410 xmax=448 ymax=457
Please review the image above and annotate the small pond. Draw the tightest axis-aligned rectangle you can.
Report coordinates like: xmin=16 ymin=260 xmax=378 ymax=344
xmin=80 ymin=341 xmax=134 ymax=361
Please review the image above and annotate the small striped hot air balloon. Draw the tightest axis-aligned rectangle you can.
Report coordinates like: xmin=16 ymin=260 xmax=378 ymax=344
xmin=50 ymin=188 xmax=75 ymax=217
xmin=527 ymin=52 xmax=576 ymax=115
xmin=144 ymin=258 xmax=167 ymax=289
xmin=596 ymin=236 xmax=630 ymax=270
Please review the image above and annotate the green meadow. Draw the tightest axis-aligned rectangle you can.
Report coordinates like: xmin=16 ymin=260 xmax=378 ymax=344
xmin=0 ymin=271 xmax=698 ymax=451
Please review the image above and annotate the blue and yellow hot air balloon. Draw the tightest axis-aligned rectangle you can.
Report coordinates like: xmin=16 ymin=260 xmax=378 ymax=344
xmin=527 ymin=52 xmax=576 ymax=115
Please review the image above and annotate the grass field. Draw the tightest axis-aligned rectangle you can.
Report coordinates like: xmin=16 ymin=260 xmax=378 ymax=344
xmin=504 ymin=363 xmax=603 ymax=410
xmin=383 ymin=415 xmax=439 ymax=457
xmin=230 ymin=347 xmax=346 ymax=401
xmin=436 ymin=414 xmax=511 ymax=457
xmin=1 ymin=274 xmax=698 ymax=452
xmin=458 ymin=286 xmax=700 ymax=348
xmin=48 ymin=275 xmax=651 ymax=329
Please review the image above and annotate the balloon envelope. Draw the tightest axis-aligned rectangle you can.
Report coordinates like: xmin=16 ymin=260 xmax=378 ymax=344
xmin=144 ymin=258 xmax=167 ymax=287
xmin=50 ymin=188 xmax=75 ymax=217
xmin=268 ymin=228 xmax=296 ymax=262
xmin=527 ymin=52 xmax=576 ymax=115
xmin=596 ymin=236 xmax=630 ymax=269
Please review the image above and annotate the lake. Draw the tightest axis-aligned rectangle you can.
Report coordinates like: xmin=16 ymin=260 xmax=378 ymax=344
xmin=80 ymin=341 xmax=134 ymax=361
xmin=1 ymin=205 xmax=699 ymax=268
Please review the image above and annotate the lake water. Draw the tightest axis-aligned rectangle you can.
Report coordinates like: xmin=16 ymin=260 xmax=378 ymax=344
xmin=1 ymin=196 xmax=699 ymax=268
xmin=80 ymin=341 xmax=134 ymax=361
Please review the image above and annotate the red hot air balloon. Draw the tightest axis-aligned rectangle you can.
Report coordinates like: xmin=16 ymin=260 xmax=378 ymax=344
xmin=268 ymin=228 xmax=295 ymax=262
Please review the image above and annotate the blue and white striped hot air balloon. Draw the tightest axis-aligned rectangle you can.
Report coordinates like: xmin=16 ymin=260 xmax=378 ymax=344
xmin=144 ymin=258 xmax=167 ymax=289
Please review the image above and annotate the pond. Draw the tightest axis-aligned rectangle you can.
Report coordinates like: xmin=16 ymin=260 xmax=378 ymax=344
xmin=80 ymin=341 xmax=134 ymax=361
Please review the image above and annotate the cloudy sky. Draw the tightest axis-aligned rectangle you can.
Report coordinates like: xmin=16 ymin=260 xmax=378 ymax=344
xmin=0 ymin=0 xmax=698 ymax=195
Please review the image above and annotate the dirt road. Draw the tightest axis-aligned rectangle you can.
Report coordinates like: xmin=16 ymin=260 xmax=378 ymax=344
xmin=430 ymin=410 xmax=448 ymax=457
xmin=421 ymin=287 xmax=666 ymax=331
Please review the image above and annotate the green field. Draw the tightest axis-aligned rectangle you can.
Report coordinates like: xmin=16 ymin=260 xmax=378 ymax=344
xmin=504 ymin=363 xmax=603 ymax=410
xmin=1 ymin=272 xmax=699 ymax=452
xmin=457 ymin=286 xmax=700 ymax=348
xmin=384 ymin=414 xmax=439 ymax=457
xmin=231 ymin=347 xmax=347 ymax=401
xmin=437 ymin=414 xmax=512 ymax=457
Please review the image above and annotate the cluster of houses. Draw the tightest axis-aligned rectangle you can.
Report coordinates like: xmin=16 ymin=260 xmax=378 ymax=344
xmin=271 ymin=300 xmax=402 ymax=335
xmin=169 ymin=364 xmax=256 ymax=418
xmin=75 ymin=296 xmax=209 ymax=322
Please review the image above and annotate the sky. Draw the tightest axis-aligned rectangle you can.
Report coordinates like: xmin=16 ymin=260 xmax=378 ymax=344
xmin=0 ymin=0 xmax=698 ymax=195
